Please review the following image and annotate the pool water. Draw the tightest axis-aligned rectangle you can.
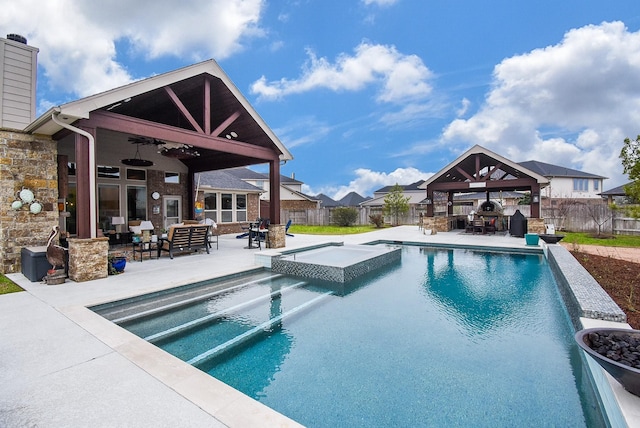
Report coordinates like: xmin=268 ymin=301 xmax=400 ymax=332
xmin=100 ymin=246 xmax=605 ymax=427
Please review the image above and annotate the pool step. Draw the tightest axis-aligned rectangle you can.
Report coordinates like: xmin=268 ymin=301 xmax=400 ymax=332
xmin=110 ymin=274 xmax=285 ymax=324
xmin=144 ymin=280 xmax=308 ymax=343
xmin=187 ymin=291 xmax=334 ymax=366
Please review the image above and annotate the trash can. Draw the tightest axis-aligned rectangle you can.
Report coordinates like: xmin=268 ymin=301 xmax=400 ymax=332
xmin=509 ymin=209 xmax=528 ymax=237
xmin=21 ymin=246 xmax=49 ymax=282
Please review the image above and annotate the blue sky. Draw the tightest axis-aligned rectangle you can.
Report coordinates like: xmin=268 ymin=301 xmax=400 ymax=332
xmin=2 ymin=0 xmax=640 ymax=198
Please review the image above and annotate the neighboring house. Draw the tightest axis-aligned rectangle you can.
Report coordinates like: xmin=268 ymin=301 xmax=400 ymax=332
xmin=518 ymin=160 xmax=607 ymax=205
xmin=195 ymin=169 xmax=263 ymax=234
xmin=226 ymin=167 xmax=319 ymax=215
xmin=601 ymin=182 xmax=636 ymax=205
xmin=316 ymin=193 xmax=341 ymax=208
xmin=361 ymin=181 xmax=427 ymax=222
xmin=364 ymin=181 xmax=426 ymax=209
xmin=338 ymin=192 xmax=369 ymax=207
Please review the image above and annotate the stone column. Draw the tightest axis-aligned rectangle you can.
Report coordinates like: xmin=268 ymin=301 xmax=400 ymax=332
xmin=68 ymin=237 xmax=109 ymax=282
xmin=268 ymin=224 xmax=285 ymax=249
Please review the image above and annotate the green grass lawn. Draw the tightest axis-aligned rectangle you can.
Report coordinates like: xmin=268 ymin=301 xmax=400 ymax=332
xmin=0 ymin=274 xmax=23 ymax=295
xmin=287 ymin=224 xmax=383 ymax=235
xmin=559 ymin=232 xmax=640 ymax=248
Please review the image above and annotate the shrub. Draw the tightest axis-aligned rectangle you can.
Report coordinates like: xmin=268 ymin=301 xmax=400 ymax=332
xmin=369 ymin=214 xmax=384 ymax=228
xmin=332 ymin=207 xmax=358 ymax=226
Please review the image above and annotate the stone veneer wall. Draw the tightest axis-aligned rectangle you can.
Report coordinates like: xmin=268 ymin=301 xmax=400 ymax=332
xmin=268 ymin=223 xmax=285 ymax=249
xmin=422 ymin=216 xmax=450 ymax=232
xmin=0 ymin=130 xmax=59 ymax=274
xmin=527 ymin=218 xmax=546 ymax=234
xmin=68 ymin=237 xmax=109 ymax=282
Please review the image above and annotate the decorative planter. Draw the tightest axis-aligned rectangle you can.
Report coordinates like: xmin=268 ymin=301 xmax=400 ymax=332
xmin=109 ymin=257 xmax=126 ymax=274
xmin=524 ymin=233 xmax=539 ymax=245
xmin=575 ymin=328 xmax=640 ymax=397
xmin=539 ymin=234 xmax=565 ymax=244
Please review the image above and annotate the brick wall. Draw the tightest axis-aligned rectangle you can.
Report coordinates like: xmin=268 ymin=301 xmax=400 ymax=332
xmin=282 ymin=200 xmax=317 ymax=210
xmin=0 ymin=130 xmax=59 ymax=274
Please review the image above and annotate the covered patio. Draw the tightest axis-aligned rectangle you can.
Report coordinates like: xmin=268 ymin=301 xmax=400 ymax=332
xmin=18 ymin=60 xmax=293 ymax=280
xmin=419 ymin=145 xmax=549 ymax=234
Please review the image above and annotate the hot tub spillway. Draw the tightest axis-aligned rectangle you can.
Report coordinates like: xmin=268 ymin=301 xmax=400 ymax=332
xmin=271 ymin=244 xmax=401 ymax=283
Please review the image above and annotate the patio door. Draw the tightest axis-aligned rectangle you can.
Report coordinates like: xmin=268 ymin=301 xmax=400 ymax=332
xmin=163 ymin=196 xmax=181 ymax=229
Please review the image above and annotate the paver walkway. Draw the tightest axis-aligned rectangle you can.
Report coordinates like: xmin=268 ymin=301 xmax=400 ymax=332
xmin=560 ymin=242 xmax=640 ymax=264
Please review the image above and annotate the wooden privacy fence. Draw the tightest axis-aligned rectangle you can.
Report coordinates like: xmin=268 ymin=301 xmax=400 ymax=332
xmin=282 ymin=204 xmax=640 ymax=235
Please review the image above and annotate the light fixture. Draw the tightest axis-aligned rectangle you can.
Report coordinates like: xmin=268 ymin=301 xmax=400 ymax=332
xmin=532 ymin=194 xmax=539 ymax=203
xmin=122 ymin=143 xmax=153 ymax=167
xmin=225 ymin=131 xmax=238 ymax=139
xmin=139 ymin=220 xmax=155 ymax=244
xmin=111 ymin=216 xmax=125 ymax=234
xmin=160 ymin=144 xmax=200 ymax=159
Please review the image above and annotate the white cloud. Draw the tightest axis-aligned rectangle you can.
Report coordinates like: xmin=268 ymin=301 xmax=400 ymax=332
xmin=456 ymin=98 xmax=471 ymax=117
xmin=0 ymin=0 xmax=265 ymax=99
xmin=305 ymin=167 xmax=432 ymax=200
xmin=250 ymin=42 xmax=433 ymax=103
xmin=361 ymin=0 xmax=400 ymax=6
xmin=442 ymin=21 xmax=640 ymax=187
xmin=273 ymin=116 xmax=332 ymax=148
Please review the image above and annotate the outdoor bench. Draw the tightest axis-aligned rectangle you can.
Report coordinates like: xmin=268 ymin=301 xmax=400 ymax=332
xmin=157 ymin=224 xmax=210 ymax=259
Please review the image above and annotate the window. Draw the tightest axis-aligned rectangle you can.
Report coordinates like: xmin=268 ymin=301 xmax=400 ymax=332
xmin=573 ymin=178 xmax=589 ymax=192
xmin=98 ymin=184 xmax=120 ymax=231
xmin=594 ymin=179 xmax=599 ymax=191
xmin=126 ymin=168 xmax=146 ymax=181
xmin=204 ymin=192 xmax=247 ymax=223
xmin=127 ymin=185 xmax=147 ymax=221
xmin=98 ymin=165 xmax=120 ymax=179
xmin=165 ymin=172 xmax=180 ymax=184
xmin=204 ymin=192 xmax=217 ymax=222
xmin=221 ymin=193 xmax=233 ymax=222
xmin=236 ymin=194 xmax=247 ymax=222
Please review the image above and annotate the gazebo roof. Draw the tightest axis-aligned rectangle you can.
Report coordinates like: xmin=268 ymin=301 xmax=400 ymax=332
xmin=419 ymin=145 xmax=549 ymax=193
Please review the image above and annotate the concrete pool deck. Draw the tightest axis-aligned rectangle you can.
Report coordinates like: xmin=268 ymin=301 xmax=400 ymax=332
xmin=0 ymin=226 xmax=638 ymax=427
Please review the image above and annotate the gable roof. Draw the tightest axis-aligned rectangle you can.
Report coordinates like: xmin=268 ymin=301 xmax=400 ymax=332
xmin=374 ymin=180 xmax=426 ymax=194
xmin=225 ymin=166 xmax=268 ymax=180
xmin=419 ymin=144 xmax=549 ymax=191
xmin=25 ymin=59 xmax=293 ymax=172
xmin=338 ymin=192 xmax=369 ymax=206
xmin=600 ymin=182 xmax=633 ymax=196
xmin=518 ymin=160 xmax=607 ymax=179
xmin=195 ymin=170 xmax=263 ymax=192
xmin=316 ymin=193 xmax=341 ymax=207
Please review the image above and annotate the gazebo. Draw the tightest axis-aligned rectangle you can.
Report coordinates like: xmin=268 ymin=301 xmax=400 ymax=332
xmin=418 ymin=145 xmax=549 ymax=233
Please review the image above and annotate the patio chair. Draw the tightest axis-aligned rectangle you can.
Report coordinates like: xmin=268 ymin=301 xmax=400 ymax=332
xmin=200 ymin=218 xmax=219 ymax=249
xmin=285 ymin=219 xmax=294 ymax=237
xmin=485 ymin=218 xmax=497 ymax=234
xmin=472 ymin=219 xmax=485 ymax=235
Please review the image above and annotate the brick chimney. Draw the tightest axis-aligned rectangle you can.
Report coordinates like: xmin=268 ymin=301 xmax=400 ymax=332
xmin=0 ymin=34 xmax=39 ymax=130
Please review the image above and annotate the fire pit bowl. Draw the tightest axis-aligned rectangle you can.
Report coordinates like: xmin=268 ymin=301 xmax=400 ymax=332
xmin=539 ymin=234 xmax=564 ymax=244
xmin=575 ymin=328 xmax=640 ymax=396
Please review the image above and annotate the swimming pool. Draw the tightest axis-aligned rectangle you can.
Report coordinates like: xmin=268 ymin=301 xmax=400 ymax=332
xmin=93 ymin=245 xmax=605 ymax=427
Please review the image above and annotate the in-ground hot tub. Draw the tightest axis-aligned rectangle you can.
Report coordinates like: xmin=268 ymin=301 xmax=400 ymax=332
xmin=271 ymin=244 xmax=401 ymax=283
